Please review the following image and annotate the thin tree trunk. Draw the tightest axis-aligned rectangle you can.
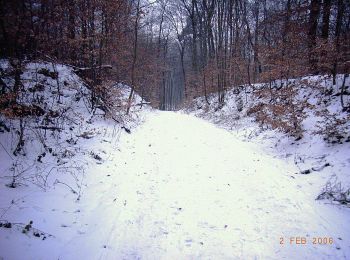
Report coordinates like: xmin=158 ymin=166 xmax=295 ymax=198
xmin=127 ymin=0 xmax=141 ymax=114
xmin=308 ymin=0 xmax=321 ymax=73
xmin=321 ymin=0 xmax=331 ymax=40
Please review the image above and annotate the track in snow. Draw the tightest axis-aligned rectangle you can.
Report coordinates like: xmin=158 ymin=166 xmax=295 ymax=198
xmin=71 ymin=111 xmax=348 ymax=259
xmin=2 ymin=111 xmax=349 ymax=259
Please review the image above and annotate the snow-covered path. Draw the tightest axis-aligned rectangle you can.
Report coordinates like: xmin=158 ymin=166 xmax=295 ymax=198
xmin=1 ymin=111 xmax=349 ymax=259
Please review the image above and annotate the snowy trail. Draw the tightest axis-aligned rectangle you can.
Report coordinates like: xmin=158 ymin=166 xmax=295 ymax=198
xmin=61 ymin=111 xmax=349 ymax=259
xmin=1 ymin=111 xmax=349 ymax=259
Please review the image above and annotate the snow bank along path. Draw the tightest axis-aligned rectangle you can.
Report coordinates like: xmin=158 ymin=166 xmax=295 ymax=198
xmin=2 ymin=111 xmax=349 ymax=259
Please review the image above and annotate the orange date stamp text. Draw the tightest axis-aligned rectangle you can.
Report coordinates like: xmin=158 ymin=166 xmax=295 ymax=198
xmin=280 ymin=237 xmax=333 ymax=245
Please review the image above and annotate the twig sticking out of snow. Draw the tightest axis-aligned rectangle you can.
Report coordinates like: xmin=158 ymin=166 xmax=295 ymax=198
xmin=121 ymin=126 xmax=131 ymax=134
xmin=316 ymin=176 xmax=350 ymax=205
xmin=54 ymin=179 xmax=78 ymax=194
xmin=0 ymin=141 xmax=14 ymax=160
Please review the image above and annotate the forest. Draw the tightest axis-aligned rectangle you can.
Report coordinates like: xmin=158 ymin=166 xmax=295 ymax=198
xmin=1 ymin=0 xmax=349 ymax=111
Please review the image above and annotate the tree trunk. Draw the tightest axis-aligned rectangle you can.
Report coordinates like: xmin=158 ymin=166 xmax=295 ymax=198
xmin=127 ymin=0 xmax=141 ymax=114
xmin=332 ymin=0 xmax=344 ymax=84
xmin=308 ymin=0 xmax=321 ymax=73
xmin=321 ymin=0 xmax=331 ymax=40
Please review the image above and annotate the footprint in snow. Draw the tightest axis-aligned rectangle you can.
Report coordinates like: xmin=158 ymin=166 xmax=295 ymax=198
xmin=185 ymin=239 xmax=193 ymax=247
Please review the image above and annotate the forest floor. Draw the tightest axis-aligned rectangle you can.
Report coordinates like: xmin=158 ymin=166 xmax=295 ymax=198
xmin=1 ymin=110 xmax=349 ymax=259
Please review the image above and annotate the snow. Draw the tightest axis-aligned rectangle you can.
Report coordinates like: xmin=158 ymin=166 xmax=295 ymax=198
xmin=1 ymin=110 xmax=350 ymax=259
xmin=1 ymin=62 xmax=349 ymax=259
xmin=187 ymin=75 xmax=350 ymax=190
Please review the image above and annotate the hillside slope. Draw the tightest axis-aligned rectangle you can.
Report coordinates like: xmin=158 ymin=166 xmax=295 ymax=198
xmin=186 ymin=75 xmax=350 ymax=202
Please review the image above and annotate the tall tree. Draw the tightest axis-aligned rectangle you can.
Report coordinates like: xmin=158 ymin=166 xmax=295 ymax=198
xmin=321 ymin=0 xmax=331 ymax=40
xmin=308 ymin=0 xmax=321 ymax=72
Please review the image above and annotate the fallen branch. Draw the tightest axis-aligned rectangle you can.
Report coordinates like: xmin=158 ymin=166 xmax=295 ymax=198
xmin=135 ymin=101 xmax=151 ymax=106
xmin=296 ymin=163 xmax=331 ymax=175
xmin=35 ymin=126 xmax=62 ymax=131
xmin=73 ymin=65 xmax=112 ymax=73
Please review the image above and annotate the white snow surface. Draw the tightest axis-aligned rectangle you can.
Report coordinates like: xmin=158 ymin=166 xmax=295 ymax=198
xmin=1 ymin=110 xmax=349 ymax=259
xmin=1 ymin=62 xmax=349 ymax=259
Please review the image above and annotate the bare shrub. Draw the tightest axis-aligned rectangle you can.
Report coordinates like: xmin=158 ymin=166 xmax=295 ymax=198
xmin=314 ymin=109 xmax=350 ymax=144
xmin=247 ymin=82 xmax=309 ymax=139
xmin=316 ymin=176 xmax=350 ymax=205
